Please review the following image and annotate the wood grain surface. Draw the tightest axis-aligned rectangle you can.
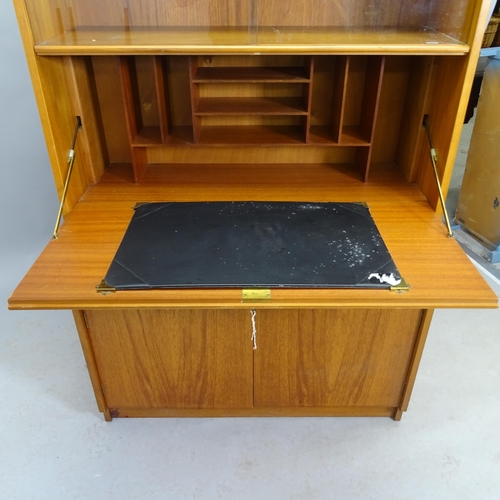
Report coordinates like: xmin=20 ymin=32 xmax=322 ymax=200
xmin=23 ymin=0 xmax=474 ymax=47
xmin=254 ymin=309 xmax=422 ymax=407
xmin=34 ymin=27 xmax=470 ymax=56
xmin=85 ymin=309 xmax=253 ymax=409
xmin=9 ymin=162 xmax=497 ymax=310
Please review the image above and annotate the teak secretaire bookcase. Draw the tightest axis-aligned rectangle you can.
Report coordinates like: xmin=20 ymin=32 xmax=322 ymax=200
xmin=9 ymin=0 xmax=498 ymax=421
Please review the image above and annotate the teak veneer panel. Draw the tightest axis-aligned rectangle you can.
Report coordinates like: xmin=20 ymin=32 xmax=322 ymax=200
xmin=254 ymin=309 xmax=422 ymax=408
xmin=197 ymin=126 xmax=305 ymax=146
xmin=9 ymin=163 xmax=498 ymax=310
xmin=85 ymin=309 xmax=254 ymax=410
xmin=195 ymin=97 xmax=308 ymax=115
xmin=193 ymin=66 xmax=310 ymax=83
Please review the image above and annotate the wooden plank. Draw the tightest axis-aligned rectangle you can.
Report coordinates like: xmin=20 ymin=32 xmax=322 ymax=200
xmin=193 ymin=66 xmax=310 ymax=83
xmin=356 ymin=56 xmax=385 ymax=180
xmin=195 ymin=97 xmax=308 ymax=116
xmin=398 ymin=309 xmax=434 ymax=414
xmin=395 ymin=56 xmax=435 ymax=182
xmin=355 ymin=147 xmax=373 ymax=183
xmin=119 ymin=56 xmax=147 ymax=181
xmin=371 ymin=55 xmax=413 ymax=164
xmin=131 ymin=148 xmax=148 ymax=183
xmin=72 ymin=310 xmax=111 ymax=421
xmin=342 ymin=56 xmax=367 ymax=131
xmin=134 ymin=56 xmax=160 ymax=129
xmin=189 ymin=56 xmax=201 ymax=143
xmin=63 ymin=56 xmax=107 ymax=185
xmin=147 ymin=144 xmax=355 ymax=164
xmin=34 ymin=27 xmax=471 ymax=56
xmin=331 ymin=56 xmax=349 ymax=143
xmin=8 ymin=163 xmax=498 ymax=310
xmin=85 ymin=309 xmax=254 ymax=410
xmin=91 ymin=56 xmax=131 ymax=163
xmin=154 ymin=56 xmax=170 ymax=143
xmin=359 ymin=56 xmax=386 ymax=143
xmin=198 ymin=125 xmax=305 ymax=145
xmin=119 ymin=56 xmax=141 ymax=141
xmin=302 ymin=57 xmax=315 ymax=142
xmin=254 ymin=309 xmax=423 ymax=408
xmin=163 ymin=56 xmax=192 ymax=132
xmin=108 ymin=406 xmax=396 ymax=418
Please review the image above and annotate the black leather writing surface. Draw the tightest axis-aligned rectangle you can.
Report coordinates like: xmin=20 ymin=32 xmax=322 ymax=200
xmin=104 ymin=202 xmax=401 ymax=290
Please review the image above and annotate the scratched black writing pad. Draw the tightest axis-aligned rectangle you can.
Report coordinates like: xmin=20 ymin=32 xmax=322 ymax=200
xmin=104 ymin=202 xmax=401 ymax=290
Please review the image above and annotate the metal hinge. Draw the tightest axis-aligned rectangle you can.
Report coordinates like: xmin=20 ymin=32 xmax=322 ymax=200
xmin=96 ymin=279 xmax=116 ymax=295
xmin=390 ymin=277 xmax=411 ymax=294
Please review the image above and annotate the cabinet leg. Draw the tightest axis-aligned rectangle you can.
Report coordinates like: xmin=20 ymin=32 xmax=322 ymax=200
xmin=72 ymin=310 xmax=110 ymax=419
xmin=393 ymin=408 xmax=404 ymax=421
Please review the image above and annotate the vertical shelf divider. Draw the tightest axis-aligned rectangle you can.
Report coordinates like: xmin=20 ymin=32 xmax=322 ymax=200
xmin=331 ymin=56 xmax=350 ymax=144
xmin=131 ymin=148 xmax=148 ymax=183
xmin=154 ymin=56 xmax=170 ymax=144
xmin=119 ymin=56 xmax=147 ymax=182
xmin=303 ymin=56 xmax=315 ymax=143
xmin=189 ymin=56 xmax=201 ymax=144
xmin=356 ymin=56 xmax=386 ymax=182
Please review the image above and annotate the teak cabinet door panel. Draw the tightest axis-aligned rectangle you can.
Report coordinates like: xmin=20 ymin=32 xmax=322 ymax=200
xmin=85 ymin=309 xmax=253 ymax=409
xmin=254 ymin=309 xmax=423 ymax=408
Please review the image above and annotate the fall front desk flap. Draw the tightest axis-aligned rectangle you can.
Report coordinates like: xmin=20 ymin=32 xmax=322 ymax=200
xmin=104 ymin=202 xmax=402 ymax=290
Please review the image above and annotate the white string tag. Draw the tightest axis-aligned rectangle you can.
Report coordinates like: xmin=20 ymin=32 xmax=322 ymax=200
xmin=250 ymin=309 xmax=257 ymax=350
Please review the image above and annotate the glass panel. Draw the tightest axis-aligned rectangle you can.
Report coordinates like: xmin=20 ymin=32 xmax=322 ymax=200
xmin=27 ymin=0 xmax=257 ymax=46
xmin=256 ymin=0 xmax=472 ymax=46
xmin=25 ymin=0 xmax=475 ymax=50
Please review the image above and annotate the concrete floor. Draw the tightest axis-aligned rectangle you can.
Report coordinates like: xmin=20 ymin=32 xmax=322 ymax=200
xmin=1 ymin=254 xmax=500 ymax=500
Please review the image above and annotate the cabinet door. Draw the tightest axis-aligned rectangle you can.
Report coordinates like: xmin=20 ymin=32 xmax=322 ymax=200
xmin=85 ymin=309 xmax=253 ymax=409
xmin=254 ymin=309 xmax=423 ymax=408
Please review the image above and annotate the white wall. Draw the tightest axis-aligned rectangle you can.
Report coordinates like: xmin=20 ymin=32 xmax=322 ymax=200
xmin=0 ymin=2 xmax=59 ymax=291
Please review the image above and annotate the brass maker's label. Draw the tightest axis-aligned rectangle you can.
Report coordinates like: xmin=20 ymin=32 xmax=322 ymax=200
xmin=242 ymin=289 xmax=271 ymax=301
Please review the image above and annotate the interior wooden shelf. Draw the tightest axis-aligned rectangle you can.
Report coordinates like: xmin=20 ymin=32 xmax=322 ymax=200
xmin=197 ymin=125 xmax=305 ymax=145
xmin=132 ymin=125 xmax=372 ymax=147
xmin=35 ymin=27 xmax=470 ymax=55
xmin=192 ymin=66 xmax=311 ymax=83
xmin=195 ymin=97 xmax=308 ymax=115
xmin=9 ymin=163 xmax=496 ymax=311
